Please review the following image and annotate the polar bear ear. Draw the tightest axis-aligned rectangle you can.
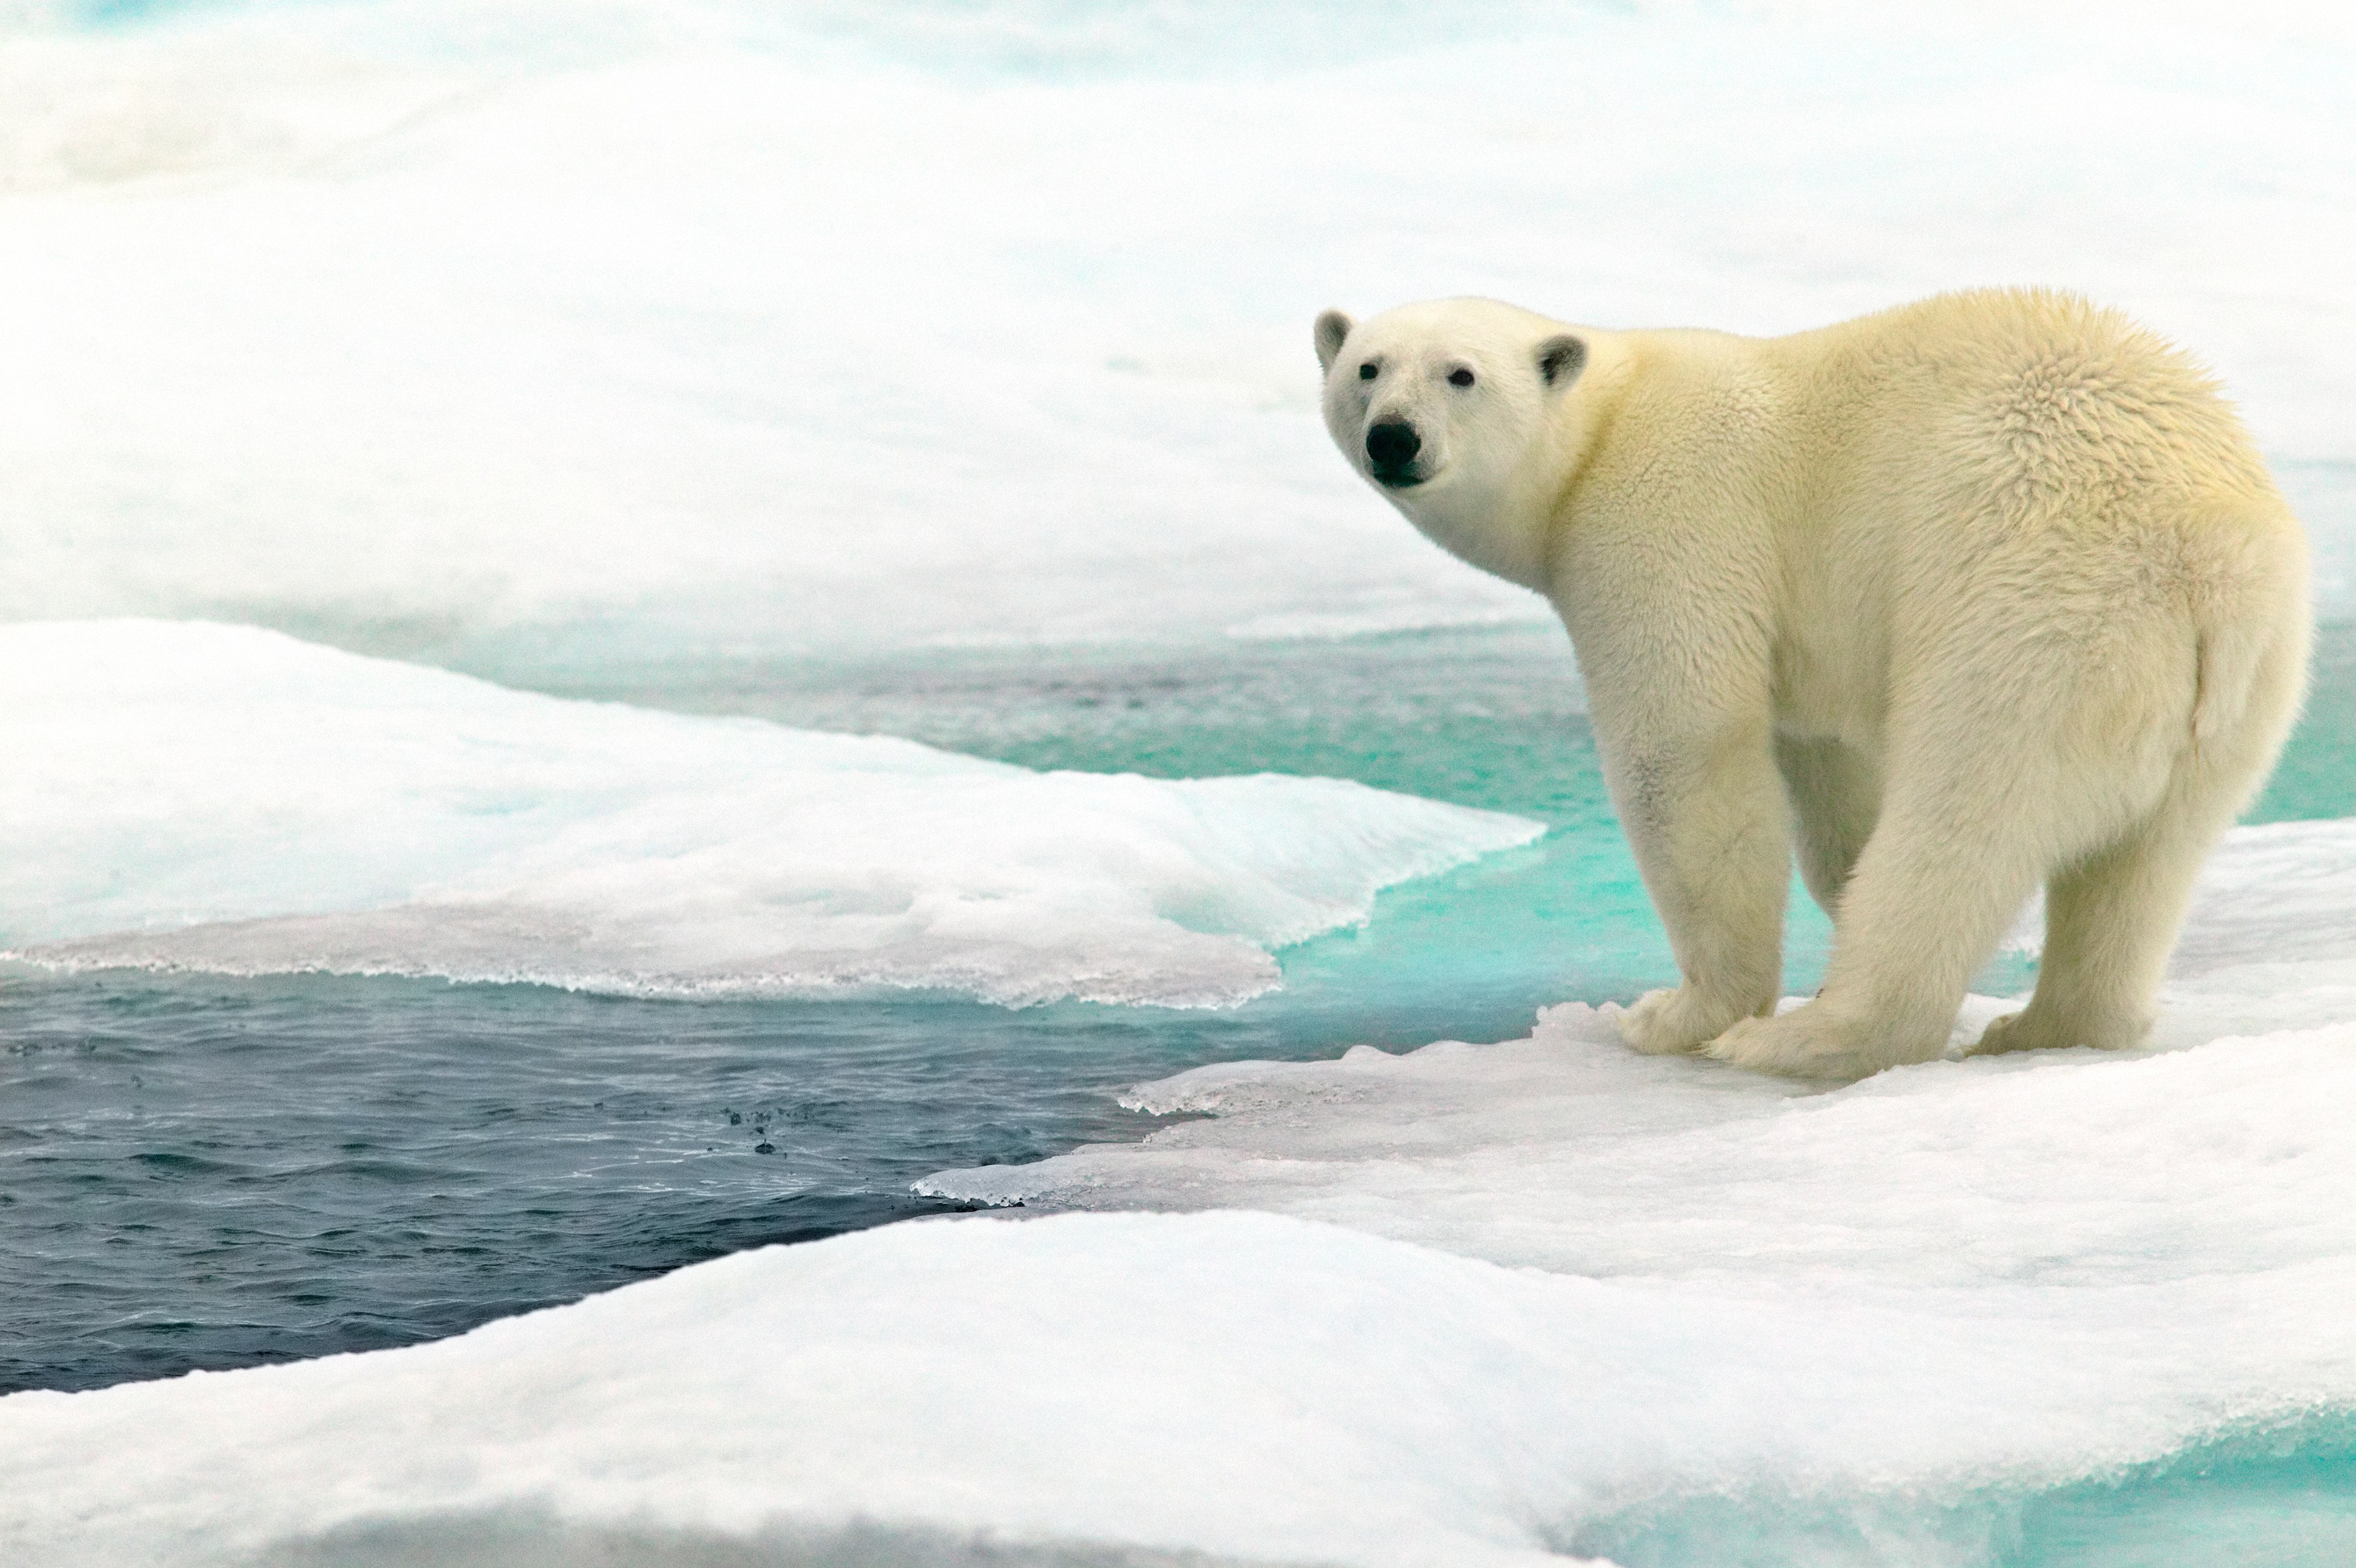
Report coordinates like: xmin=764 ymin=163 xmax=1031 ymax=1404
xmin=1537 ymin=334 xmax=1587 ymax=389
xmin=1314 ymin=310 xmax=1354 ymax=375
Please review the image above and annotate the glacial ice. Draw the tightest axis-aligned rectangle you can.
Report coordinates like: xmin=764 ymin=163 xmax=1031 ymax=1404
xmin=0 ymin=621 xmax=1540 ymax=1007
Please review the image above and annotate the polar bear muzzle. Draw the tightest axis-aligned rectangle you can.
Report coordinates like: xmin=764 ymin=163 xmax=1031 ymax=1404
xmin=1365 ymin=421 xmax=1424 ymax=487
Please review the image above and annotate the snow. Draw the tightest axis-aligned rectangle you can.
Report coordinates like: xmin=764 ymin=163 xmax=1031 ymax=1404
xmin=924 ymin=994 xmax=2356 ymax=1278
xmin=0 ymin=620 xmax=1540 ymax=1007
xmin=0 ymin=0 xmax=2351 ymax=680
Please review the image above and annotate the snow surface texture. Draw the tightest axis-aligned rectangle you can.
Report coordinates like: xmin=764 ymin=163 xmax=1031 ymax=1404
xmin=923 ymin=815 xmax=2356 ymax=1228
xmin=0 ymin=621 xmax=1539 ymax=1007
xmin=0 ymin=0 xmax=2351 ymax=671
xmin=11 ymin=1015 xmax=2356 ymax=1566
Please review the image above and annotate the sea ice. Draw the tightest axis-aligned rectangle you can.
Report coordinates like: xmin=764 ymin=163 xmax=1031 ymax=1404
xmin=922 ymin=814 xmax=2356 ymax=1235
xmin=0 ymin=0 xmax=2350 ymax=673
xmin=8 ymin=823 xmax=2355 ymax=1565
xmin=9 ymin=1039 xmax=2356 ymax=1567
xmin=0 ymin=621 xmax=1539 ymax=1007
xmin=7 ymin=5 xmax=2356 ymax=1564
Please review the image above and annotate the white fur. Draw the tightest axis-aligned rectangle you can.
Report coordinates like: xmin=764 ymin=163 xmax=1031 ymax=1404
xmin=1317 ymin=290 xmax=2311 ymax=1079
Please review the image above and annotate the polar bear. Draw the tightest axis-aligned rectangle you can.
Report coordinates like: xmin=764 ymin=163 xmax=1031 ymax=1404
xmin=1316 ymin=290 xmax=2309 ymax=1077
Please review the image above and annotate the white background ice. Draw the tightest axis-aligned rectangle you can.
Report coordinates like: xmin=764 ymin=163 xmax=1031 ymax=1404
xmin=0 ymin=0 xmax=2349 ymax=669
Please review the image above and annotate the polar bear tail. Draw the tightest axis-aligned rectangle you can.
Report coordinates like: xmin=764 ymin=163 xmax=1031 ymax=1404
xmin=2185 ymin=503 xmax=2311 ymax=791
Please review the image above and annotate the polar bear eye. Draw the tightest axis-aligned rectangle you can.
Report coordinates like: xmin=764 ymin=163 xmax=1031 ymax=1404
xmin=1448 ymin=368 xmax=1476 ymax=388
xmin=1358 ymin=362 xmax=1378 ymax=381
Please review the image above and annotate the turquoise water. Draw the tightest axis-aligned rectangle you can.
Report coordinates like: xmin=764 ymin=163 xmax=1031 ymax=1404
xmin=1569 ymin=1414 xmax=2356 ymax=1567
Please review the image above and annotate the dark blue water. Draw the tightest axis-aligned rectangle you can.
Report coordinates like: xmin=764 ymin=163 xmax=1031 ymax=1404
xmin=3 ymin=623 xmax=2348 ymax=1411
xmin=0 ymin=627 xmax=1609 ymax=1391
xmin=0 ymin=972 xmax=1480 ymax=1391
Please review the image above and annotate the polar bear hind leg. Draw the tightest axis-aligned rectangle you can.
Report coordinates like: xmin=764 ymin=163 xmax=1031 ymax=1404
xmin=1976 ymin=606 xmax=2309 ymax=1056
xmin=1973 ymin=799 xmax=2227 ymax=1055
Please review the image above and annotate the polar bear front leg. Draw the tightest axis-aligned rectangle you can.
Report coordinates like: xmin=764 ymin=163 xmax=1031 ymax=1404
xmin=1708 ymin=733 xmax=2050 ymax=1079
xmin=1606 ymin=721 xmax=1791 ymax=1056
xmin=1620 ymin=982 xmax=1755 ymax=1056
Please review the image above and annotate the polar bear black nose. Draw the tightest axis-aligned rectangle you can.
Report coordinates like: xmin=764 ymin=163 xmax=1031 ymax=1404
xmin=1366 ymin=422 xmax=1421 ymax=468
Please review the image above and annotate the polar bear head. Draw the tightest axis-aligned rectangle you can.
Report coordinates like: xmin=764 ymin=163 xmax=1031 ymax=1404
xmin=1314 ymin=297 xmax=1590 ymax=590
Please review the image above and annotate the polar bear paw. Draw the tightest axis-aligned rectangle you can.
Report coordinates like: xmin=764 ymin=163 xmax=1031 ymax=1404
xmin=1970 ymin=1010 xmax=2035 ymax=1055
xmin=1971 ymin=1008 xmax=2143 ymax=1056
xmin=1617 ymin=985 xmax=1730 ymax=1056
xmin=1702 ymin=1007 xmax=1877 ymax=1080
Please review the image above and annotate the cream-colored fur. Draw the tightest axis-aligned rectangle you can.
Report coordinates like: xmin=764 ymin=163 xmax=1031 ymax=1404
xmin=1316 ymin=290 xmax=2310 ymax=1078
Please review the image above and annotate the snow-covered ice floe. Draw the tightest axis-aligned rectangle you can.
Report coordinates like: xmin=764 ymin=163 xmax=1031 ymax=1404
xmin=0 ymin=620 xmax=1538 ymax=1007
xmin=9 ymin=842 xmax=2356 ymax=1564
xmin=924 ymin=816 xmax=2356 ymax=1233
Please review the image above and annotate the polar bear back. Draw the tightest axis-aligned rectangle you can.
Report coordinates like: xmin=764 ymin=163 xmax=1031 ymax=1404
xmin=1788 ymin=292 xmax=2283 ymax=577
xmin=1563 ymin=288 xmax=2305 ymax=757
